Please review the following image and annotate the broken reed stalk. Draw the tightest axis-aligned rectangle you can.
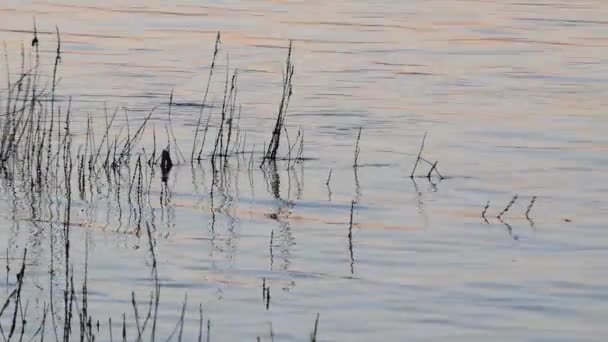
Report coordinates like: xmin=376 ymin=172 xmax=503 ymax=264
xmin=281 ymin=126 xmax=304 ymax=164
xmin=525 ymin=196 xmax=537 ymax=219
xmin=211 ymin=55 xmax=232 ymax=161
xmin=353 ymin=127 xmax=362 ymax=167
xmin=196 ymin=110 xmax=212 ymax=161
xmin=178 ymin=296 xmax=188 ymax=342
xmin=192 ymin=32 xmax=221 ymax=163
xmin=164 ymin=294 xmax=187 ymax=342
xmin=410 ymin=131 xmax=427 ymax=178
xmin=481 ymin=201 xmax=490 ymax=223
xmin=92 ymin=107 xmax=118 ymax=174
xmin=4 ymin=249 xmax=27 ymax=341
xmin=497 ymin=195 xmax=518 ymax=219
xmin=148 ymin=124 xmax=157 ymax=166
xmin=120 ymin=106 xmax=158 ymax=162
xmin=167 ymin=89 xmax=185 ymax=163
xmin=223 ymin=70 xmax=239 ymax=158
xmin=283 ymin=126 xmax=292 ymax=163
xmin=297 ymin=127 xmax=304 ymax=160
xmin=310 ymin=313 xmax=320 ymax=342
xmin=262 ymin=41 xmax=294 ymax=164
xmin=426 ymin=161 xmax=438 ymax=179
xmin=230 ymin=106 xmax=243 ymax=155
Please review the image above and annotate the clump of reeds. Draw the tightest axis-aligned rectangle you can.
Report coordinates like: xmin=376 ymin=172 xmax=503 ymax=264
xmin=483 ymin=195 xmax=538 ymax=223
xmin=0 ymin=23 xmax=335 ymax=342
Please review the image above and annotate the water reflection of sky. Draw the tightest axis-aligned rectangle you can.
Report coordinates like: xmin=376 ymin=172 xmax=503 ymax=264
xmin=0 ymin=1 xmax=608 ymax=340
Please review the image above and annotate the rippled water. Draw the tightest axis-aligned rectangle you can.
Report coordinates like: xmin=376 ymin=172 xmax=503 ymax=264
xmin=1 ymin=1 xmax=608 ymax=340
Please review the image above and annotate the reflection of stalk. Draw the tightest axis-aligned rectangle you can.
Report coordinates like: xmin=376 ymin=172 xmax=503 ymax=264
xmin=198 ymin=304 xmax=204 ymax=342
xmin=348 ymin=201 xmax=355 ymax=274
xmin=146 ymin=222 xmax=160 ymax=342
xmin=270 ymin=230 xmax=274 ymax=269
xmin=497 ymin=217 xmax=515 ymax=239
xmin=4 ymin=249 xmax=26 ymax=340
xmin=62 ymin=103 xmax=73 ymax=342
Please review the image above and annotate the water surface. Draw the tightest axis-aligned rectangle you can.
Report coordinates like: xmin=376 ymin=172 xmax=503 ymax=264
xmin=1 ymin=1 xmax=608 ymax=340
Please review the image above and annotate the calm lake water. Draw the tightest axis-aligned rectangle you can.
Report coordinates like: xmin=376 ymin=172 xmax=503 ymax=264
xmin=1 ymin=1 xmax=608 ymax=341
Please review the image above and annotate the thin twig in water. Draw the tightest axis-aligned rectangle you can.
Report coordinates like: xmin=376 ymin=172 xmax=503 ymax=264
xmin=525 ymin=196 xmax=537 ymax=220
xmin=353 ymin=127 xmax=362 ymax=168
xmin=177 ymin=294 xmax=187 ymax=342
xmin=326 ymin=169 xmax=333 ymax=201
xmin=131 ymin=292 xmax=142 ymax=342
xmin=482 ymin=201 xmax=490 ymax=224
xmin=109 ymin=318 xmax=113 ymax=342
xmin=497 ymin=195 xmax=518 ymax=219
xmin=206 ymin=320 xmax=210 ymax=342
xmin=192 ymin=32 xmax=221 ymax=162
xmin=525 ymin=195 xmax=537 ymax=227
xmin=167 ymin=90 xmax=185 ymax=163
xmin=410 ymin=131 xmax=427 ymax=178
xmin=310 ymin=313 xmax=320 ymax=342
xmin=426 ymin=161 xmax=438 ymax=179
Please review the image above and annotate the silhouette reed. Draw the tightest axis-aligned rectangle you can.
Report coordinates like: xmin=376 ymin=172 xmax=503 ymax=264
xmin=262 ymin=41 xmax=294 ymax=164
